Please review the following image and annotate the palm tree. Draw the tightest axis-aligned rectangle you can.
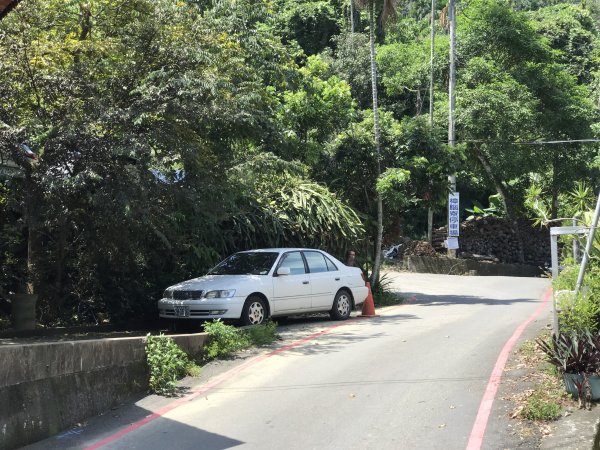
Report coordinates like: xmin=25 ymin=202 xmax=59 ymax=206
xmin=353 ymin=0 xmax=396 ymax=284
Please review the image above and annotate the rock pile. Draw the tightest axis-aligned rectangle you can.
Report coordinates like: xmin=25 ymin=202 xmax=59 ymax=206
xmin=384 ymin=237 xmax=438 ymax=260
xmin=433 ymin=216 xmax=550 ymax=265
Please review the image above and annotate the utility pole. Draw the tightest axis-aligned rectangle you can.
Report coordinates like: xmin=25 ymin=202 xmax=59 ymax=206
xmin=429 ymin=0 xmax=435 ymax=125
xmin=447 ymin=0 xmax=458 ymax=257
xmin=427 ymin=0 xmax=436 ymax=244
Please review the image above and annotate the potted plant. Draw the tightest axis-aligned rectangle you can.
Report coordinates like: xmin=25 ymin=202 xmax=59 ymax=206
xmin=537 ymin=332 xmax=600 ymax=400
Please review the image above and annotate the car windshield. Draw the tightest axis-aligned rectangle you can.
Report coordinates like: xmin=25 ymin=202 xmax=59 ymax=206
xmin=207 ymin=252 xmax=279 ymax=276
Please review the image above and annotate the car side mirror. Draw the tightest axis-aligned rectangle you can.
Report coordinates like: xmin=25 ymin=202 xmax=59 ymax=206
xmin=277 ymin=267 xmax=291 ymax=276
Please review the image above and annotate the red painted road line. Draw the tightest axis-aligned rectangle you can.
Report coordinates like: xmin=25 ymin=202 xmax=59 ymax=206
xmin=84 ymin=314 xmax=376 ymax=450
xmin=85 ymin=321 xmax=355 ymax=450
xmin=465 ymin=288 xmax=552 ymax=450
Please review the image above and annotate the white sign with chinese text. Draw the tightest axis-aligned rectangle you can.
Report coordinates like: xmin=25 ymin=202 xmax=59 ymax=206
xmin=446 ymin=237 xmax=459 ymax=249
xmin=448 ymin=192 xmax=460 ymax=237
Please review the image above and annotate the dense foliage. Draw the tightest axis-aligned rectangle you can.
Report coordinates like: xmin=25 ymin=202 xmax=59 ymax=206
xmin=0 ymin=0 xmax=598 ymax=325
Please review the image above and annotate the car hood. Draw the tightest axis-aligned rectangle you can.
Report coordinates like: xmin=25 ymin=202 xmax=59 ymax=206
xmin=167 ymin=274 xmax=265 ymax=292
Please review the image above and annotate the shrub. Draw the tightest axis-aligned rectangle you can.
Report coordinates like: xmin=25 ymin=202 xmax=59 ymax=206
xmin=246 ymin=320 xmax=278 ymax=346
xmin=203 ymin=319 xmax=280 ymax=360
xmin=203 ymin=319 xmax=251 ymax=360
xmin=146 ymin=333 xmax=193 ymax=395
xmin=145 ymin=334 xmax=193 ymax=395
xmin=372 ymin=272 xmax=403 ymax=306
xmin=553 ymin=264 xmax=579 ymax=292
xmin=557 ymin=291 xmax=600 ymax=334
xmin=537 ymin=332 xmax=600 ymax=374
xmin=554 ymin=263 xmax=600 ymax=334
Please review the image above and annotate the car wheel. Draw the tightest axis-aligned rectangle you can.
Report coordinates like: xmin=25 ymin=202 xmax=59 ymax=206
xmin=330 ymin=289 xmax=352 ymax=320
xmin=242 ymin=295 xmax=267 ymax=326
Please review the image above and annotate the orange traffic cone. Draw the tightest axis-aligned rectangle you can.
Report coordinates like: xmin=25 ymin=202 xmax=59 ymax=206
xmin=358 ymin=282 xmax=379 ymax=318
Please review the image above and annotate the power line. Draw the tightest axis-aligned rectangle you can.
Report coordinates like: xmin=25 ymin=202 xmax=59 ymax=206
xmin=442 ymin=138 xmax=600 ymax=145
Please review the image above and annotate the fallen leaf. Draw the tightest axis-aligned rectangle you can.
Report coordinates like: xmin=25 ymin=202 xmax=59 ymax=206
xmin=510 ymin=405 xmax=524 ymax=419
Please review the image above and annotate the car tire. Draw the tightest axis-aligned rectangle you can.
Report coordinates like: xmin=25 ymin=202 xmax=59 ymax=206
xmin=330 ymin=289 xmax=352 ymax=320
xmin=242 ymin=295 xmax=268 ymax=326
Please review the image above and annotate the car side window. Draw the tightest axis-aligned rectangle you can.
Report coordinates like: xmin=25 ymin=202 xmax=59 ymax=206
xmin=279 ymin=251 xmax=306 ymax=275
xmin=304 ymin=251 xmax=328 ymax=273
xmin=324 ymin=256 xmax=338 ymax=272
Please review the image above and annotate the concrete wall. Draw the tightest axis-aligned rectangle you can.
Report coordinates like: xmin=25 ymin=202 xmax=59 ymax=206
xmin=0 ymin=333 xmax=208 ymax=450
xmin=404 ymin=256 xmax=544 ymax=277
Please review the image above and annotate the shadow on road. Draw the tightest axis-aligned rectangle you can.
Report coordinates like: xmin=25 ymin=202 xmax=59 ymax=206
xmin=23 ymin=398 xmax=244 ymax=450
xmin=271 ymin=312 xmax=421 ymax=357
xmin=396 ymin=292 xmax=540 ymax=307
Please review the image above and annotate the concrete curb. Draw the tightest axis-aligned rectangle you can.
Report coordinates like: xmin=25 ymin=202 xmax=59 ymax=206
xmin=539 ymin=406 xmax=600 ymax=450
xmin=0 ymin=332 xmax=208 ymax=450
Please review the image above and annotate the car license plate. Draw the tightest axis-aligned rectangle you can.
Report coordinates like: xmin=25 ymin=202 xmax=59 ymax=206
xmin=174 ymin=306 xmax=189 ymax=317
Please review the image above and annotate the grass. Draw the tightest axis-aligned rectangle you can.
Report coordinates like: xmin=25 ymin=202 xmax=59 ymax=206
xmin=511 ymin=331 xmax=570 ymax=424
xmin=521 ymin=379 xmax=564 ymax=421
xmin=518 ymin=339 xmax=538 ymax=362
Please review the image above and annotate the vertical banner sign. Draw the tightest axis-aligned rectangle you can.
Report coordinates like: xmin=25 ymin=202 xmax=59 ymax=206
xmin=448 ymin=192 xmax=460 ymax=237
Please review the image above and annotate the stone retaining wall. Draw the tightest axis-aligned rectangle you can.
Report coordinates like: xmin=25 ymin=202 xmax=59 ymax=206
xmin=0 ymin=333 xmax=208 ymax=450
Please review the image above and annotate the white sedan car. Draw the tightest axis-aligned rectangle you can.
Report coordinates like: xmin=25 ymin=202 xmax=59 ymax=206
xmin=158 ymin=248 xmax=369 ymax=325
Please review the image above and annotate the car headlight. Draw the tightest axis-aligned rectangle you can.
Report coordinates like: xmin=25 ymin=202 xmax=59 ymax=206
xmin=204 ymin=289 xmax=236 ymax=299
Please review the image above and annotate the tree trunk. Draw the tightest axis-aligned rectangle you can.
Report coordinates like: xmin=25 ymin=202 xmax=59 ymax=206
xmin=24 ymin=172 xmax=40 ymax=295
xmin=368 ymin=4 xmax=384 ymax=285
xmin=427 ymin=208 xmax=433 ymax=243
xmin=427 ymin=0 xmax=435 ymax=244
xmin=52 ymin=214 xmax=68 ymax=316
xmin=475 ymin=149 xmax=525 ymax=264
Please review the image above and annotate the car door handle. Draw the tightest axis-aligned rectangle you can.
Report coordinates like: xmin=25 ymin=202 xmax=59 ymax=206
xmin=335 ymin=277 xmax=340 ymax=281
xmin=302 ymin=281 xmax=310 ymax=284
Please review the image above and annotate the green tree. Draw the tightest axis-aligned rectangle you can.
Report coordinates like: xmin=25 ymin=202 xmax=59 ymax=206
xmin=273 ymin=55 xmax=356 ymax=165
xmin=0 ymin=0 xmax=292 ymax=324
xmin=354 ymin=0 xmax=397 ymax=284
xmin=455 ymin=0 xmax=597 ymax=261
xmin=529 ymin=4 xmax=600 ymax=85
xmin=275 ymin=0 xmax=341 ymax=56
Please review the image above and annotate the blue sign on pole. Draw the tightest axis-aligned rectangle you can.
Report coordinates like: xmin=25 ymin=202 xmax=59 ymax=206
xmin=448 ymin=192 xmax=460 ymax=237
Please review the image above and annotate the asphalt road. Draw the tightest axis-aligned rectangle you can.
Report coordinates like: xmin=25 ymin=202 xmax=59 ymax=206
xmin=24 ymin=271 xmax=551 ymax=450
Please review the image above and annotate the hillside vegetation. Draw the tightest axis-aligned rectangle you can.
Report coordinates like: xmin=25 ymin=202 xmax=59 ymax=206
xmin=0 ymin=0 xmax=598 ymax=325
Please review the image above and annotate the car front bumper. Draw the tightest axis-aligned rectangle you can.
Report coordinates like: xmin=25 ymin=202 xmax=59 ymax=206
xmin=158 ymin=298 xmax=245 ymax=320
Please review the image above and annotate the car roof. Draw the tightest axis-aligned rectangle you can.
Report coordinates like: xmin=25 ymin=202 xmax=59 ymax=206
xmin=234 ymin=248 xmax=346 ymax=267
